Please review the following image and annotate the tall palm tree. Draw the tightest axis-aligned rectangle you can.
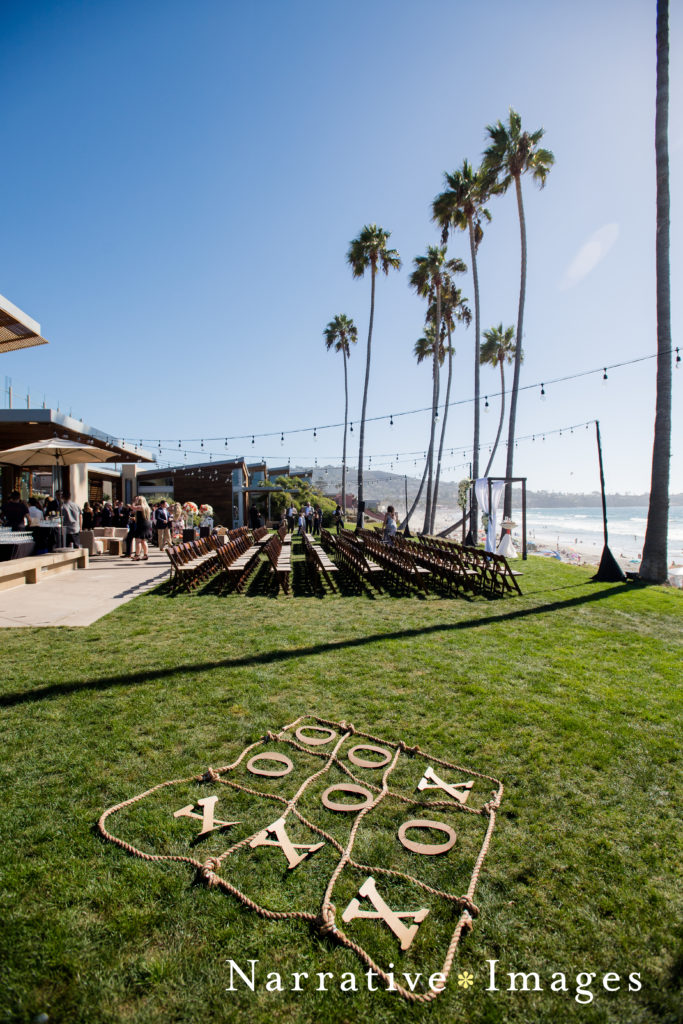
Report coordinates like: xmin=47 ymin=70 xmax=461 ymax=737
xmin=431 ymin=280 xmax=471 ymax=532
xmin=347 ymin=225 xmax=401 ymax=526
xmin=324 ymin=314 xmax=358 ymax=522
xmin=480 ymin=324 xmax=517 ymax=477
xmin=409 ymin=247 xmax=466 ymax=533
xmin=641 ymin=0 xmax=672 ymax=583
xmin=483 ymin=110 xmax=554 ymax=518
xmin=400 ymin=327 xmax=440 ymax=531
xmin=433 ymin=160 xmax=492 ymax=536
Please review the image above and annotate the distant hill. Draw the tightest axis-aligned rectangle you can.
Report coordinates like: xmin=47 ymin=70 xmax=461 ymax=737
xmin=293 ymin=465 xmax=683 ymax=508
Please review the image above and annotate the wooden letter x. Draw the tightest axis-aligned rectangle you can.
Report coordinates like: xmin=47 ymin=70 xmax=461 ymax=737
xmin=416 ymin=765 xmax=474 ymax=804
xmin=341 ymin=876 xmax=429 ymax=951
xmin=173 ymin=795 xmax=240 ymax=837
xmin=249 ymin=816 xmax=325 ymax=870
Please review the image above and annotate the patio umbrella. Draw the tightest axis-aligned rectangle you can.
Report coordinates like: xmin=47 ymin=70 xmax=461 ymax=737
xmin=0 ymin=437 xmax=120 ymax=548
xmin=0 ymin=436 xmax=119 ymax=467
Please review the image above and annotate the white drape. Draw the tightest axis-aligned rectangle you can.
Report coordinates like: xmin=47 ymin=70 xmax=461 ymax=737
xmin=474 ymin=478 xmax=505 ymax=552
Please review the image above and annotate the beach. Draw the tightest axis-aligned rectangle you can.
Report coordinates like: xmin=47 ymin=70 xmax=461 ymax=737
xmin=426 ymin=505 xmax=683 ymax=580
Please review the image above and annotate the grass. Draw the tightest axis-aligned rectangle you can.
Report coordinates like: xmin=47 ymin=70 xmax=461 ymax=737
xmin=1 ymin=550 xmax=681 ymax=1024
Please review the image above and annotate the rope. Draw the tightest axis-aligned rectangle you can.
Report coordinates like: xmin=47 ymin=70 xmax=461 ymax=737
xmin=97 ymin=715 xmax=503 ymax=1003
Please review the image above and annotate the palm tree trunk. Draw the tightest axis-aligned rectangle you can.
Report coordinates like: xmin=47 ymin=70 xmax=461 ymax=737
xmin=341 ymin=348 xmax=349 ymax=522
xmin=357 ymin=264 xmax=376 ymax=526
xmin=503 ymin=173 xmax=527 ymax=519
xmin=469 ymin=215 xmax=481 ymax=537
xmin=483 ymin=361 xmax=506 ymax=476
xmin=431 ymin=324 xmax=454 ymax=533
xmin=641 ymin=0 xmax=671 ymax=583
xmin=422 ymin=282 xmax=441 ymax=533
xmin=400 ymin=455 xmax=430 ymax=530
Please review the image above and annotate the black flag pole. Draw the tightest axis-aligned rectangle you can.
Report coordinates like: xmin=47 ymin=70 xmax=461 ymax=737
xmin=592 ymin=419 xmax=626 ymax=582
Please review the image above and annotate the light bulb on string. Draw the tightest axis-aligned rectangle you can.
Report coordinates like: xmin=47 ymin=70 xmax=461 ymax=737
xmin=390 ymin=414 xmax=394 ymax=426
xmin=225 ymin=438 xmax=228 ymax=447
xmin=350 ymin=422 xmax=354 ymax=433
xmin=178 ymin=440 xmax=181 ymax=448
xmin=484 ymin=396 xmax=489 ymax=410
xmin=251 ymin=435 xmax=255 ymax=445
xmin=602 ymin=368 xmax=608 ymax=385
xmin=280 ymin=432 xmax=284 ymax=445
xmin=676 ymin=347 xmax=681 ymax=367
xmin=201 ymin=439 xmax=204 ymax=448
xmin=313 ymin=427 xmax=317 ymax=440
xmin=540 ymin=384 xmax=546 ymax=400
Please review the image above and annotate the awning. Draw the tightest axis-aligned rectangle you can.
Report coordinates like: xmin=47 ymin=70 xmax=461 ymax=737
xmin=0 ymin=294 xmax=49 ymax=354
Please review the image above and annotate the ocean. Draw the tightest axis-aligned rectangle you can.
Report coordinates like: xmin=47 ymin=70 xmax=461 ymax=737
xmin=431 ymin=505 xmax=683 ymax=564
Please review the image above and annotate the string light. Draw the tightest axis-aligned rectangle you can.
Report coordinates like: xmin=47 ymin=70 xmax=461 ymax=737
xmin=390 ymin=414 xmax=394 ymax=426
xmin=603 ymin=368 xmax=608 ymax=381
xmin=675 ymin=346 xmax=680 ymax=366
xmin=484 ymin=395 xmax=489 ymax=409
xmin=540 ymin=384 xmax=546 ymax=400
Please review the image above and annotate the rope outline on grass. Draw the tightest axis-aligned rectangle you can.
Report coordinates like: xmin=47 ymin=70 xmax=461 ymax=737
xmin=97 ymin=714 xmax=503 ymax=1003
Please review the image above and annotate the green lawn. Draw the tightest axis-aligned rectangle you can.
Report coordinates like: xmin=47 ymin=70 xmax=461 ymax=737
xmin=1 ymin=554 xmax=681 ymax=1024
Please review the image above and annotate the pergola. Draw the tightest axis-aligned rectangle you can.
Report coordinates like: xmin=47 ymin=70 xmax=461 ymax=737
xmin=484 ymin=476 xmax=528 ymax=559
xmin=0 ymin=294 xmax=49 ymax=354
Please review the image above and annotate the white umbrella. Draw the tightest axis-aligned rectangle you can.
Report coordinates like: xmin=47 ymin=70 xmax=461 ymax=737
xmin=0 ymin=437 xmax=119 ymax=467
xmin=0 ymin=437 xmax=120 ymax=549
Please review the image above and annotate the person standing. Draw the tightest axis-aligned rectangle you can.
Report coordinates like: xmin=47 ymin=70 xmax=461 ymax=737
xmin=2 ymin=490 xmax=29 ymax=530
xmin=333 ymin=504 xmax=343 ymax=535
xmin=155 ymin=500 xmax=172 ymax=549
xmin=131 ymin=495 xmax=152 ymax=560
xmin=382 ymin=505 xmax=397 ymax=545
xmin=61 ymin=492 xmax=82 ymax=548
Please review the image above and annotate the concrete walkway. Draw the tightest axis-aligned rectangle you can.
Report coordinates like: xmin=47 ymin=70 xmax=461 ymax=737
xmin=0 ymin=548 xmax=170 ymax=628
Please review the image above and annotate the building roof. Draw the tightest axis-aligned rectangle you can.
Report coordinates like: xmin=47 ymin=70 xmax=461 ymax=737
xmin=0 ymin=294 xmax=49 ymax=354
xmin=137 ymin=456 xmax=246 ymax=477
xmin=0 ymin=409 xmax=154 ymax=463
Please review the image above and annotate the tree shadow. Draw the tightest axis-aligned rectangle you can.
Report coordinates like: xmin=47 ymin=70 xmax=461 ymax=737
xmin=0 ymin=582 xmax=633 ymax=710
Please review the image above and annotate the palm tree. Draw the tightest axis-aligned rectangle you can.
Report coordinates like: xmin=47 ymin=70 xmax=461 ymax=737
xmin=347 ymin=225 xmax=401 ymax=526
xmin=480 ymin=324 xmax=517 ymax=477
xmin=431 ymin=280 xmax=471 ymax=532
xmin=483 ymin=110 xmax=554 ymax=518
xmin=400 ymin=327 xmax=440 ymax=531
xmin=640 ymin=0 xmax=672 ymax=583
xmin=409 ymin=247 xmax=466 ymax=533
xmin=324 ymin=314 xmax=358 ymax=523
xmin=433 ymin=160 xmax=492 ymax=535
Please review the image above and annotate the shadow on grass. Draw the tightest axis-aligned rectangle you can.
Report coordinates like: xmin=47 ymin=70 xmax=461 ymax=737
xmin=0 ymin=582 xmax=631 ymax=709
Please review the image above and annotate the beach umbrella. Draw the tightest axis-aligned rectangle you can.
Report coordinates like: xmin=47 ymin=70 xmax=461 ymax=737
xmin=0 ymin=437 xmax=119 ymax=467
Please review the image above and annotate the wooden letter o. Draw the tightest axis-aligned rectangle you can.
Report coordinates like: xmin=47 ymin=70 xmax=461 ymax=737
xmin=397 ymin=819 xmax=457 ymax=856
xmin=321 ymin=784 xmax=374 ymax=812
xmin=246 ymin=753 xmax=294 ymax=778
xmin=347 ymin=744 xmax=392 ymax=769
xmin=295 ymin=725 xmax=337 ymax=746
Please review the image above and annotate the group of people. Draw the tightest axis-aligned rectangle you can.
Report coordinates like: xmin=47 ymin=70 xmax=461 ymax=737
xmin=285 ymin=502 xmax=326 ymax=536
xmin=0 ymin=490 xmax=189 ymax=557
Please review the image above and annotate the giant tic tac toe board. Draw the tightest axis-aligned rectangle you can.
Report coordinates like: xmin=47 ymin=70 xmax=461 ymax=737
xmin=98 ymin=716 xmax=503 ymax=1002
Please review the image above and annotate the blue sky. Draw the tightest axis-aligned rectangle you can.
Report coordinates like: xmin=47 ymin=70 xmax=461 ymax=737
xmin=2 ymin=0 xmax=681 ymax=496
